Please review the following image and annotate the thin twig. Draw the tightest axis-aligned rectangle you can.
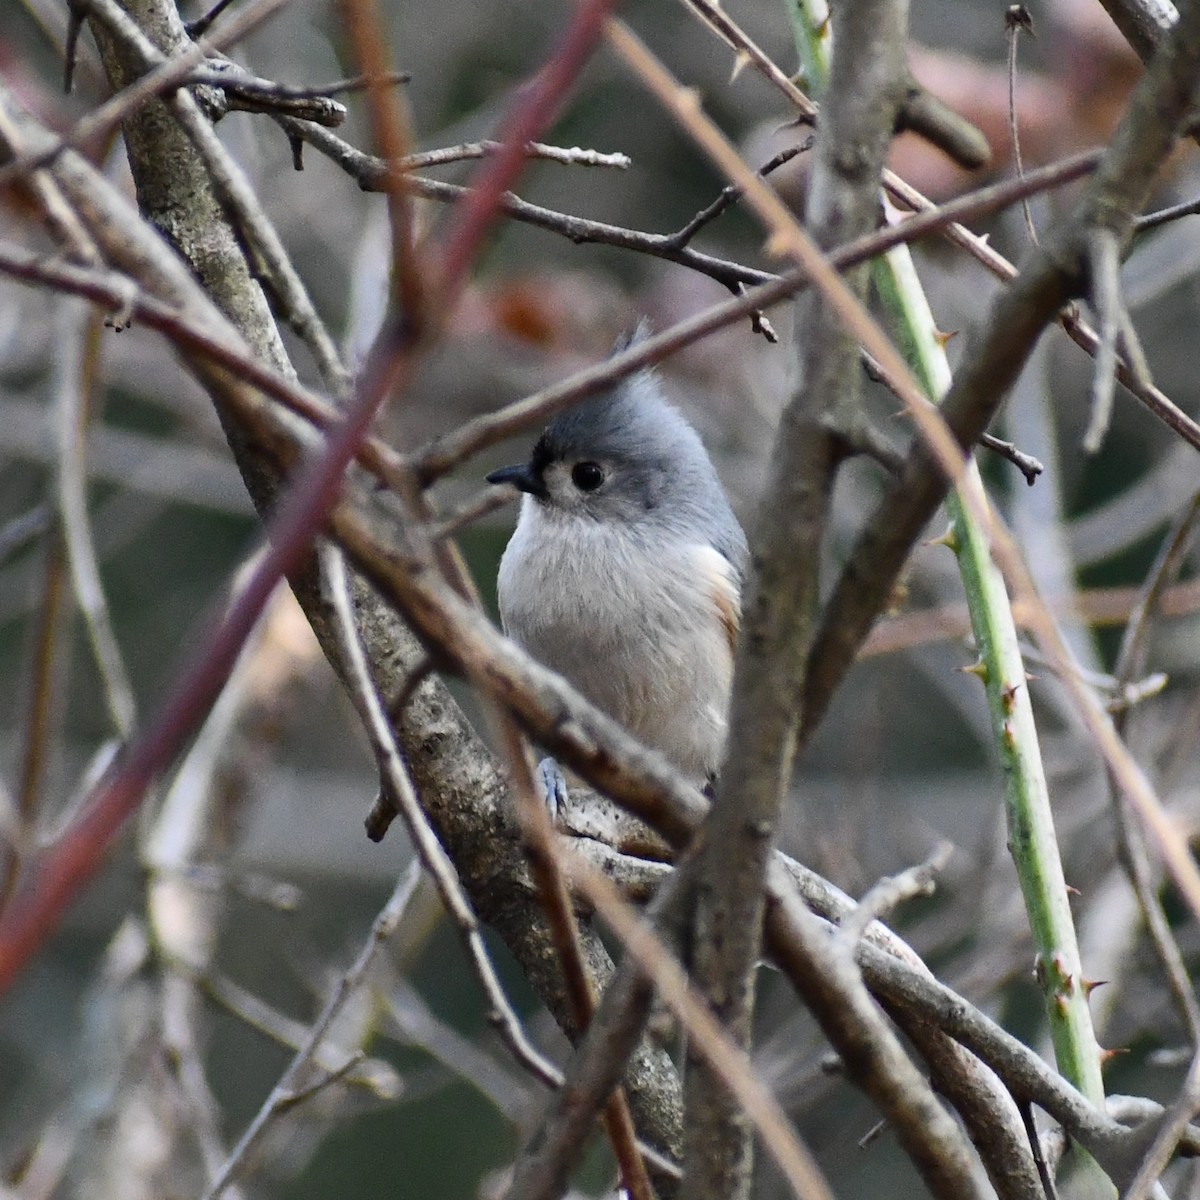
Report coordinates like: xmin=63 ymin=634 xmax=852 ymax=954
xmin=980 ymin=432 xmax=1044 ymax=485
xmin=1083 ymin=227 xmax=1123 ymax=454
xmin=407 ymin=138 xmax=629 ymax=170
xmin=336 ymin=0 xmax=424 ymax=334
xmin=54 ymin=298 xmax=137 ymax=739
xmin=185 ymin=0 xmax=237 ymax=37
xmin=318 ymin=544 xmax=562 ymax=1087
xmin=203 ymin=861 xmax=422 ymax=1199
xmin=1005 ymin=6 xmax=1039 ymax=245
xmin=1136 ymin=192 xmax=1200 ymax=231
xmin=1018 ymin=1100 xmax=1060 ymax=1200
xmin=664 ymin=140 xmax=811 ymax=249
xmin=837 ymin=843 xmax=952 ymax=949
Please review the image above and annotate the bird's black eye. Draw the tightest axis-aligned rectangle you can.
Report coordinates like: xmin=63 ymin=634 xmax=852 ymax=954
xmin=571 ymin=461 xmax=605 ymax=492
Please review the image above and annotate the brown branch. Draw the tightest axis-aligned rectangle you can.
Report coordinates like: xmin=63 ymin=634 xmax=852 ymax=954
xmin=1094 ymin=0 xmax=1178 ymax=63
xmin=503 ymin=855 xmax=697 ymax=1200
xmin=281 ymin=116 xmax=776 ymax=293
xmin=336 ymin=0 xmax=424 ymax=333
xmin=896 ymin=73 xmax=991 ymax=170
xmin=671 ymin=0 xmax=918 ymax=1190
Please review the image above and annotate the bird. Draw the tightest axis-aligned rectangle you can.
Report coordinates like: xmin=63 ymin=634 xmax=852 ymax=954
xmin=486 ymin=343 xmax=748 ymax=799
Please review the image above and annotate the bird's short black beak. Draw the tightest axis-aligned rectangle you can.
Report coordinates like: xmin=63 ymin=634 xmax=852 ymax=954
xmin=486 ymin=462 xmax=547 ymax=499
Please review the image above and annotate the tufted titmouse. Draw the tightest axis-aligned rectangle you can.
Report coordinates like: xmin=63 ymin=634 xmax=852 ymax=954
xmin=487 ymin=352 xmax=748 ymax=789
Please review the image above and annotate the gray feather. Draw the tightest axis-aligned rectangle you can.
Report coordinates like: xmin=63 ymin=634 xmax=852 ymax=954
xmin=492 ymin=349 xmax=747 ymax=783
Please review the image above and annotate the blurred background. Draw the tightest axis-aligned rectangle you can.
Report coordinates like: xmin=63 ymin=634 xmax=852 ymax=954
xmin=2 ymin=0 xmax=1200 ymax=1195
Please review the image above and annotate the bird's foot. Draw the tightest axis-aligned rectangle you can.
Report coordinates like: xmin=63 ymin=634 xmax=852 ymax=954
xmin=536 ymin=756 xmax=570 ymax=822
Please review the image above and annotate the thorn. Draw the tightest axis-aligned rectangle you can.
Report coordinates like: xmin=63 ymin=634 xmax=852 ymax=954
xmin=961 ymin=658 xmax=989 ymax=682
xmin=926 ymin=525 xmax=959 ymax=551
xmin=933 ymin=328 xmax=959 ymax=348
xmin=1065 ymin=883 xmax=1082 ymax=897
xmin=730 ymin=51 xmax=751 ymax=83
xmin=1082 ymin=978 xmax=1108 ymax=998
xmin=1001 ymin=719 xmax=1016 ymax=748
xmin=1001 ymin=681 xmax=1022 ymax=714
xmin=1051 ymin=952 xmax=1073 ymax=990
xmin=1033 ymin=953 xmax=1047 ymax=987
xmin=1100 ymin=1046 xmax=1130 ymax=1066
xmin=1054 ymin=993 xmax=1070 ymax=1016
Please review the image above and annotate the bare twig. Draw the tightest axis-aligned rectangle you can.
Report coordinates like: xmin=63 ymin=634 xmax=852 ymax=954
xmin=185 ymin=0 xmax=237 ymax=38
xmin=663 ymin=141 xmax=812 ymax=249
xmin=409 ymin=148 xmax=1104 ymax=484
xmin=1005 ymin=5 xmax=1039 ymax=245
xmin=980 ymin=432 xmax=1044 ymax=484
xmin=1136 ymin=192 xmax=1200 ymax=231
xmin=336 ymin=0 xmax=424 ymax=332
xmin=837 ymin=843 xmax=952 ymax=949
xmin=895 ymin=73 xmax=991 ymax=170
xmin=203 ymin=861 xmax=422 ymax=1199
xmin=1083 ymin=227 xmax=1124 ymax=454
xmin=407 ymin=138 xmax=629 ymax=170
xmin=54 ymin=298 xmax=137 ymax=739
xmin=188 ymin=60 xmax=349 ymax=126
xmin=284 ymin=116 xmax=1099 ymax=313
xmin=317 ymin=545 xmax=562 ymax=1090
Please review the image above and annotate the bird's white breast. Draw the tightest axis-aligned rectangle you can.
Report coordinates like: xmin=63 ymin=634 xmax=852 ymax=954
xmin=497 ymin=501 xmax=737 ymax=782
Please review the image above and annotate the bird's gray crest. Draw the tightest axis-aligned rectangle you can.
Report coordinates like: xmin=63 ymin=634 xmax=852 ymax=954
xmin=534 ymin=323 xmax=695 ymax=473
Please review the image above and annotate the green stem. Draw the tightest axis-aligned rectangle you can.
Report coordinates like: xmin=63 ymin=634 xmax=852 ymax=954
xmin=873 ymin=249 xmax=1106 ymax=1108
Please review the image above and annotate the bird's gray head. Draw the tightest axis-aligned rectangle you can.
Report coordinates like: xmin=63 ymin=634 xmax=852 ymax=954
xmin=487 ymin=360 xmax=747 ymax=573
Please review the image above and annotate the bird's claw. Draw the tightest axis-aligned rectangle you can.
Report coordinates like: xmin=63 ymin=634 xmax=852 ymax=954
xmin=536 ymin=757 xmax=569 ymax=822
